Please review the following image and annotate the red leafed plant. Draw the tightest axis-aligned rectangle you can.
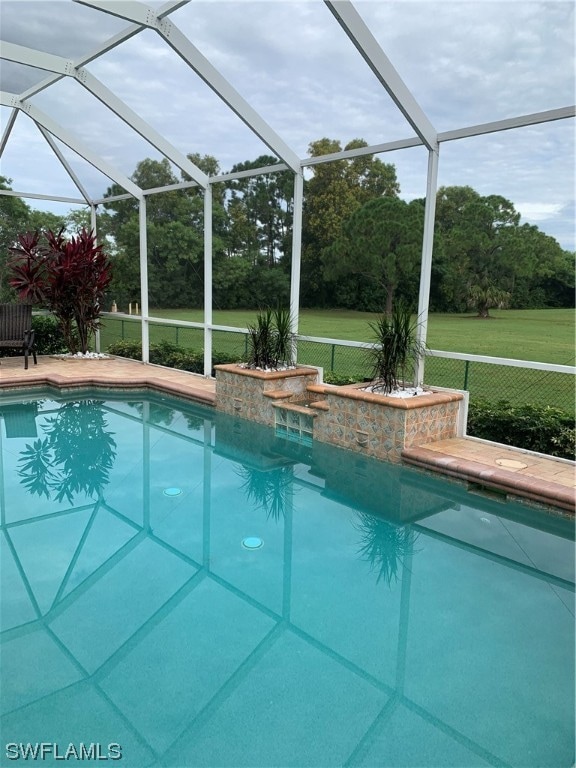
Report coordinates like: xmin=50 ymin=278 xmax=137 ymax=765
xmin=9 ymin=228 xmax=113 ymax=354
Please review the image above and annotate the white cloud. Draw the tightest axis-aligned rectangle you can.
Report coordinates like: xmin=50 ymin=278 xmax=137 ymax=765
xmin=515 ymin=202 xmax=564 ymax=221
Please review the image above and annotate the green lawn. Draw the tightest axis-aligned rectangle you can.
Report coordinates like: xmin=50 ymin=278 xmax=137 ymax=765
xmin=115 ymin=307 xmax=574 ymax=364
xmin=100 ymin=307 xmax=575 ymax=413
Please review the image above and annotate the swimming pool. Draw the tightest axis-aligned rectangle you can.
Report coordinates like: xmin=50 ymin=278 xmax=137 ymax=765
xmin=0 ymin=390 xmax=574 ymax=768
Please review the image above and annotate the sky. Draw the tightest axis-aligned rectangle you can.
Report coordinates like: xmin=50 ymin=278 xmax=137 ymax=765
xmin=0 ymin=0 xmax=574 ymax=250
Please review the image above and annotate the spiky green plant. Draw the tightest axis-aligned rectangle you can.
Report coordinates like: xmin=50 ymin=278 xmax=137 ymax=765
xmin=246 ymin=306 xmax=294 ymax=369
xmin=369 ymin=302 xmax=426 ymax=394
xmin=272 ymin=305 xmax=294 ymax=367
xmin=246 ymin=308 xmax=275 ymax=369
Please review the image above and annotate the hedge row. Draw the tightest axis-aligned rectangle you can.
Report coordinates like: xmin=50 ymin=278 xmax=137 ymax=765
xmin=467 ymin=399 xmax=574 ymax=460
xmin=107 ymin=339 xmax=234 ymax=376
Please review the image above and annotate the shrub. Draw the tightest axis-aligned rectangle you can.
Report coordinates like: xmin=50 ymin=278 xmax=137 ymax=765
xmin=323 ymin=372 xmax=362 ymax=386
xmin=106 ymin=339 xmax=233 ymax=376
xmin=9 ymin=228 xmax=112 ymax=353
xmin=32 ymin=314 xmax=67 ymax=354
xmin=106 ymin=339 xmax=142 ymax=360
xmin=467 ymin=399 xmax=575 ymax=460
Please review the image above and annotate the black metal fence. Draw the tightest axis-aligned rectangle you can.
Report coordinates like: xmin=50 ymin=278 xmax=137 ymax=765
xmin=99 ymin=316 xmax=575 ymax=414
xmin=423 ymin=355 xmax=574 ymax=413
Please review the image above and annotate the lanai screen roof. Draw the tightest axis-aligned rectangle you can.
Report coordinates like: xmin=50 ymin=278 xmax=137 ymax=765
xmin=0 ymin=0 xmax=574 ymax=250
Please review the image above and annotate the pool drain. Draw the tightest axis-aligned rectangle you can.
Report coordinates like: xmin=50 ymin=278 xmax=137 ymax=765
xmin=163 ymin=487 xmax=183 ymax=497
xmin=242 ymin=536 xmax=263 ymax=550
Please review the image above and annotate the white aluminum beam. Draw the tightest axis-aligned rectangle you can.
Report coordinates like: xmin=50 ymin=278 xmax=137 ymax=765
xmin=116 ymin=163 xmax=292 ymax=194
xmin=93 ymin=193 xmax=133 ymax=204
xmin=77 ymin=0 xmax=302 ymax=172
xmin=289 ymin=173 xmax=304 ymax=350
xmin=325 ymin=0 xmax=437 ymax=151
xmin=76 ymin=68 xmax=208 ymax=187
xmin=415 ymin=148 xmax=440 ymax=384
xmin=439 ymin=106 xmax=576 ymax=143
xmin=0 ymin=189 xmax=86 ymax=204
xmin=37 ymin=125 xmax=92 ymax=203
xmin=303 ymin=136 xmax=423 ymax=167
xmin=159 ymin=21 xmax=302 ymax=172
xmin=0 ymin=92 xmax=142 ymax=198
xmin=142 ymin=181 xmax=198 ymax=196
xmin=19 ymin=0 xmax=186 ymax=99
xmin=75 ymin=0 xmax=162 ymax=26
xmin=214 ymin=163 xmax=290 ymax=184
xmin=0 ymin=42 xmax=209 ymax=187
xmin=0 ymin=41 xmax=75 ymax=76
xmin=0 ymin=108 xmax=18 ymax=157
xmin=139 ymin=197 xmax=150 ymax=362
xmin=426 ymin=349 xmax=576 ymax=374
xmin=301 ymin=105 xmax=575 ymax=167
xmin=203 ymin=185 xmax=213 ymax=377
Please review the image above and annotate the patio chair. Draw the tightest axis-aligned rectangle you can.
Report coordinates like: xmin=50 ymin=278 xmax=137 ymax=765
xmin=0 ymin=304 xmax=37 ymax=370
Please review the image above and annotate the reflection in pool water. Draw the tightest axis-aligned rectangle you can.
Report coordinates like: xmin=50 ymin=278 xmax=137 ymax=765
xmin=16 ymin=399 xmax=117 ymax=503
xmin=0 ymin=391 xmax=574 ymax=768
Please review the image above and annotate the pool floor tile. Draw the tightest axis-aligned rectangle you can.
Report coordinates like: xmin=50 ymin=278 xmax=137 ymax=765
xmin=162 ymin=630 xmax=389 ymax=768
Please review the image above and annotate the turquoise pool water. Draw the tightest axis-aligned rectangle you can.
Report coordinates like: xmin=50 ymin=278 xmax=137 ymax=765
xmin=0 ymin=390 xmax=574 ymax=768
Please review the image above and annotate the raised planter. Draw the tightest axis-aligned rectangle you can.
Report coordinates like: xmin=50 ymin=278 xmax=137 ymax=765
xmin=214 ymin=364 xmax=466 ymax=464
xmin=214 ymin=364 xmax=319 ymax=426
xmin=312 ymin=382 xmax=466 ymax=463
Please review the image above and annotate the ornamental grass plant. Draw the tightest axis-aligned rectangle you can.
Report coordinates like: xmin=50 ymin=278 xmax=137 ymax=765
xmin=246 ymin=307 xmax=294 ymax=370
xmin=368 ymin=302 xmax=426 ymax=394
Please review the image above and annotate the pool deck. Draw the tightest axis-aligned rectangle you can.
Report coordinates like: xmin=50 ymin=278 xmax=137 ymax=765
xmin=0 ymin=354 xmax=216 ymax=404
xmin=1 ymin=355 xmax=574 ymax=514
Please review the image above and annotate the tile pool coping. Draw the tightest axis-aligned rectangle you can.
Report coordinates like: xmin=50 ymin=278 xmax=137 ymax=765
xmin=403 ymin=443 xmax=575 ymax=514
xmin=0 ymin=355 xmax=216 ymax=405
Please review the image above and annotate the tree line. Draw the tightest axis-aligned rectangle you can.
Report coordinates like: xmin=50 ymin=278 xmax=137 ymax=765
xmin=1 ymin=137 xmax=573 ymax=316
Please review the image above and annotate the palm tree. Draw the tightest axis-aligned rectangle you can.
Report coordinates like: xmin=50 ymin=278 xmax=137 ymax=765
xmin=467 ymin=274 xmax=510 ymax=318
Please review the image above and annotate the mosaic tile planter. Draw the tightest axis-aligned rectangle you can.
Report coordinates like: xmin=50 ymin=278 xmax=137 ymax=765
xmin=215 ymin=365 xmax=465 ymax=464
xmin=313 ymin=383 xmax=465 ymax=463
xmin=214 ymin=364 xmax=319 ymax=426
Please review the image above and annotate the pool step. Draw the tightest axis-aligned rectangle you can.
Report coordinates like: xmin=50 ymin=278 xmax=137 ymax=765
xmin=272 ymin=401 xmax=320 ymax=417
xmin=263 ymin=389 xmax=295 ymax=400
